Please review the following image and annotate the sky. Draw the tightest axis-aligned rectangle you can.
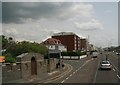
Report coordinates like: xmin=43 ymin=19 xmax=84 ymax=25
xmin=1 ymin=1 xmax=119 ymax=48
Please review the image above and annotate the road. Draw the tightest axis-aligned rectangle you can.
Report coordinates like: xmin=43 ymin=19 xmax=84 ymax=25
xmin=50 ymin=52 xmax=120 ymax=83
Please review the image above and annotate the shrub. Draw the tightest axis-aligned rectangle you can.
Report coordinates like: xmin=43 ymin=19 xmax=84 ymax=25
xmin=5 ymin=56 xmax=16 ymax=63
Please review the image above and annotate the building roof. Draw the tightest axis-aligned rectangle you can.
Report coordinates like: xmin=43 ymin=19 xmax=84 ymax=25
xmin=42 ymin=38 xmax=61 ymax=45
xmin=53 ymin=32 xmax=87 ymax=39
xmin=16 ymin=53 xmax=28 ymax=58
xmin=53 ymin=32 xmax=76 ymax=36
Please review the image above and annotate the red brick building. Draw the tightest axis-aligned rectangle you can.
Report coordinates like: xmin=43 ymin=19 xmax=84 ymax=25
xmin=52 ymin=32 xmax=81 ymax=51
xmin=80 ymin=38 xmax=87 ymax=51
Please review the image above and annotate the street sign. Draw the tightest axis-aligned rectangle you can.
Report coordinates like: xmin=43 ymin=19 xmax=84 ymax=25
xmin=0 ymin=56 xmax=5 ymax=63
xmin=48 ymin=50 xmax=61 ymax=58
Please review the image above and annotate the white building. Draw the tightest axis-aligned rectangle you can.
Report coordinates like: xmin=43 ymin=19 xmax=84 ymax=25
xmin=42 ymin=38 xmax=67 ymax=52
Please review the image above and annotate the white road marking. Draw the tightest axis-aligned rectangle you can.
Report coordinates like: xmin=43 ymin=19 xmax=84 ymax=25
xmin=61 ymin=80 xmax=65 ymax=83
xmin=110 ymin=60 xmax=120 ymax=73
xmin=66 ymin=77 xmax=69 ymax=80
xmin=117 ymin=75 xmax=120 ymax=80
xmin=60 ymin=59 xmax=92 ymax=83
xmin=70 ymin=74 xmax=72 ymax=76
xmin=93 ymin=61 xmax=99 ymax=83
xmin=113 ymin=68 xmax=116 ymax=71
xmin=73 ymin=72 xmax=76 ymax=74
xmin=61 ymin=77 xmax=70 ymax=83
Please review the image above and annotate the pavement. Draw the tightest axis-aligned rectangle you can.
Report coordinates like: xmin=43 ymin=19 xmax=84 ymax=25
xmin=4 ymin=62 xmax=72 ymax=83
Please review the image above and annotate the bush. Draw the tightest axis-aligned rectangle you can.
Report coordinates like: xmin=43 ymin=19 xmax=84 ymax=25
xmin=4 ymin=53 xmax=16 ymax=63
xmin=5 ymin=56 xmax=16 ymax=63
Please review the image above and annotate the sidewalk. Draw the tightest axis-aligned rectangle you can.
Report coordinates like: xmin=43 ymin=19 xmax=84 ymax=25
xmin=5 ymin=63 xmax=72 ymax=83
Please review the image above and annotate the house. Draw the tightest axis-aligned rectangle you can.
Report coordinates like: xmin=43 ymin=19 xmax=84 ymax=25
xmin=42 ymin=38 xmax=67 ymax=52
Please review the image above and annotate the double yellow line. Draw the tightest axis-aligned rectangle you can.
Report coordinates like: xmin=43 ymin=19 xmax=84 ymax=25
xmin=39 ymin=63 xmax=73 ymax=83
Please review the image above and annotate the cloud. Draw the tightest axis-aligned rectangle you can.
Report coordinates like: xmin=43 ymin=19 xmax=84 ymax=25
xmin=2 ymin=20 xmax=62 ymax=42
xmin=75 ymin=19 xmax=103 ymax=31
xmin=4 ymin=28 xmax=18 ymax=37
xmin=2 ymin=2 xmax=94 ymax=23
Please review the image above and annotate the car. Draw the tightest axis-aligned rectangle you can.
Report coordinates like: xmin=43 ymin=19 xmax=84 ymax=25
xmin=92 ymin=51 xmax=98 ymax=58
xmin=100 ymin=60 xmax=112 ymax=70
xmin=116 ymin=52 xmax=120 ymax=55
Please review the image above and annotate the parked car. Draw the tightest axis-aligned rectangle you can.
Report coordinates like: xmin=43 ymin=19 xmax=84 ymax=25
xmin=100 ymin=60 xmax=112 ymax=70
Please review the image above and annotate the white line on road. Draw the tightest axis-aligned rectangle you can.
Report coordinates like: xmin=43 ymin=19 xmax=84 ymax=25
xmin=70 ymin=74 xmax=72 ymax=77
xmin=73 ymin=71 xmax=76 ymax=74
xmin=113 ymin=68 xmax=116 ymax=71
xmin=61 ymin=80 xmax=65 ymax=83
xmin=60 ymin=59 xmax=92 ymax=83
xmin=79 ymin=67 xmax=81 ymax=70
xmin=93 ymin=61 xmax=99 ymax=83
xmin=66 ymin=77 xmax=69 ymax=80
xmin=110 ymin=60 xmax=120 ymax=73
xmin=117 ymin=75 xmax=120 ymax=80
xmin=61 ymin=76 xmax=70 ymax=83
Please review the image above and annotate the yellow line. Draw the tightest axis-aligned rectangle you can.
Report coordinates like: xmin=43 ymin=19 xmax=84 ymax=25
xmin=39 ymin=63 xmax=73 ymax=83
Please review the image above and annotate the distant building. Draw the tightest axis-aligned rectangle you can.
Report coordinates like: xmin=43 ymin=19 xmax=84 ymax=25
xmin=52 ymin=32 xmax=83 ymax=51
xmin=42 ymin=38 xmax=67 ymax=52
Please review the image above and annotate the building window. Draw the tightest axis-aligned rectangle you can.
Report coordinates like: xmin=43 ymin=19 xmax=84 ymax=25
xmin=75 ymin=44 xmax=76 ymax=47
xmin=51 ymin=45 xmax=53 ymax=48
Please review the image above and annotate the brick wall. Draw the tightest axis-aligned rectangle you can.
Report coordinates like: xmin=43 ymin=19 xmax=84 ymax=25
xmin=2 ymin=53 xmax=58 ymax=83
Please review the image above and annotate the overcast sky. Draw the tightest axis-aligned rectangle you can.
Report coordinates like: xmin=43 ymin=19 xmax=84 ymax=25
xmin=1 ymin=1 xmax=119 ymax=48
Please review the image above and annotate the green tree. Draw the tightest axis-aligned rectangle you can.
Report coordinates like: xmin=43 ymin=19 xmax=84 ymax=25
xmin=2 ymin=35 xmax=48 ymax=63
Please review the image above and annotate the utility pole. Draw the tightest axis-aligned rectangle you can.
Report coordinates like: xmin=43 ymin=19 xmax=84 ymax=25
xmin=87 ymin=35 xmax=90 ymax=57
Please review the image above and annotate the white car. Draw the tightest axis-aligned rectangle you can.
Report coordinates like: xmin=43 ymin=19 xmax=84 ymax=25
xmin=116 ymin=52 xmax=120 ymax=55
xmin=100 ymin=60 xmax=112 ymax=70
xmin=92 ymin=52 xmax=98 ymax=58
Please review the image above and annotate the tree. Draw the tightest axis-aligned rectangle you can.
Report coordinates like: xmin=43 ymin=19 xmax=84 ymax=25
xmin=2 ymin=35 xmax=48 ymax=63
xmin=1 ymin=35 xmax=9 ymax=49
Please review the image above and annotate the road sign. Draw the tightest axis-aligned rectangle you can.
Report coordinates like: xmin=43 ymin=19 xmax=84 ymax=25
xmin=48 ymin=50 xmax=61 ymax=58
xmin=0 ymin=56 xmax=5 ymax=63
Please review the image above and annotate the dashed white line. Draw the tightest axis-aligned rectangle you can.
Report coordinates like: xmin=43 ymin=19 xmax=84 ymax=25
xmin=61 ymin=80 xmax=65 ymax=83
xmin=117 ymin=75 xmax=120 ymax=80
xmin=66 ymin=77 xmax=69 ymax=80
xmin=61 ymin=59 xmax=92 ymax=83
xmin=113 ymin=68 xmax=116 ymax=71
xmin=110 ymin=60 xmax=120 ymax=73
xmin=73 ymin=72 xmax=76 ymax=74
xmin=70 ymin=74 xmax=72 ymax=77
xmin=93 ymin=61 xmax=99 ymax=83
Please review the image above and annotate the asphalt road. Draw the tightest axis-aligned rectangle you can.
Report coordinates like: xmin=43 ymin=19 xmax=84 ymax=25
xmin=50 ymin=52 xmax=120 ymax=83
